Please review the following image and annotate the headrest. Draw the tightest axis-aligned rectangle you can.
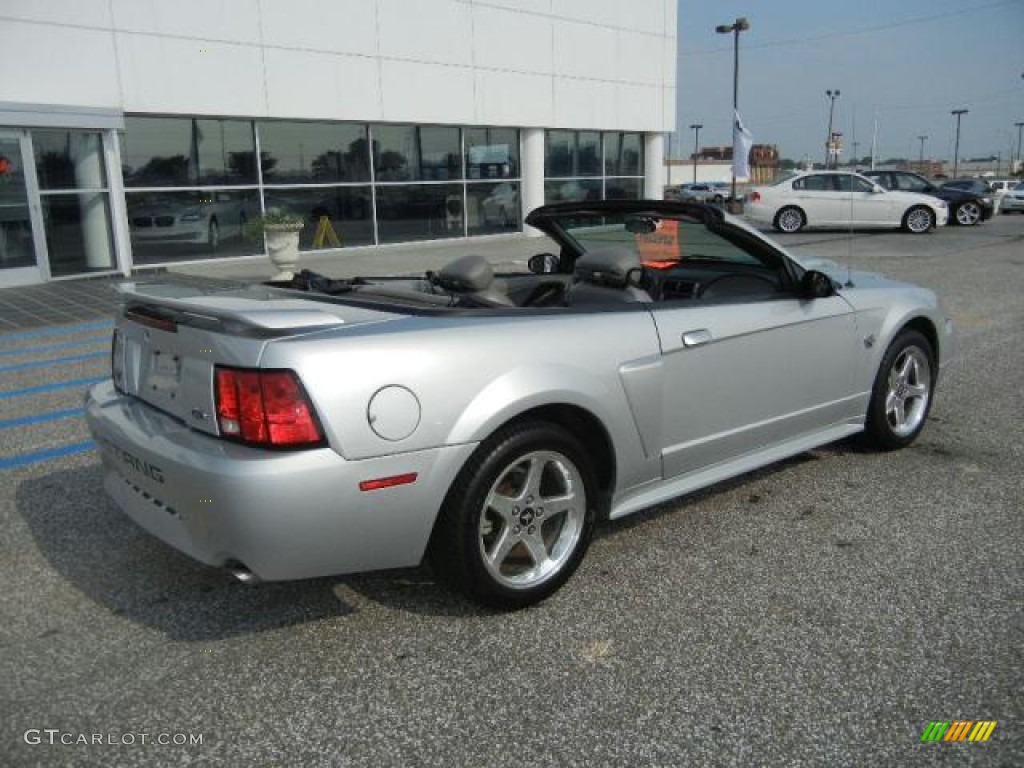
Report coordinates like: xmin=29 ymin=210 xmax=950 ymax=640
xmin=435 ymin=254 xmax=494 ymax=292
xmin=574 ymin=247 xmax=642 ymax=288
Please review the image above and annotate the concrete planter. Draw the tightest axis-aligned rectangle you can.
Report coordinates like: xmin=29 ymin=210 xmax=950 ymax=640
xmin=263 ymin=224 xmax=303 ymax=281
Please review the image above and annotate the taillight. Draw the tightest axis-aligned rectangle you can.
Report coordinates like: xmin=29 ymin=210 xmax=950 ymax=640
xmin=749 ymin=191 xmax=761 ymax=203
xmin=214 ymin=367 xmax=325 ymax=449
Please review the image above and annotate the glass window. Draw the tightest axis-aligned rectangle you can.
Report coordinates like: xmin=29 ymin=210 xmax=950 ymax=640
xmin=467 ymin=181 xmax=520 ymax=235
xmin=33 ymin=130 xmax=107 ymax=190
xmin=605 ymin=178 xmax=643 ymax=200
xmin=257 ymin=122 xmax=369 ymax=184
xmin=262 ymin=186 xmax=373 ymax=251
xmin=0 ymin=137 xmax=35 ymax=269
xmin=42 ymin=192 xmax=116 ymax=276
xmin=376 ymin=183 xmax=464 ymax=243
xmin=545 ymin=130 xmax=574 ymax=177
xmin=794 ymin=175 xmax=831 ymax=191
xmin=544 ymin=179 xmax=601 ymax=203
xmin=372 ymin=125 xmax=460 ymax=182
xmin=122 ymin=117 xmax=257 ymax=187
xmin=126 ymin=189 xmax=261 ymax=264
xmin=465 ymin=127 xmax=519 ymax=179
xmin=604 ymin=132 xmax=643 ymax=176
xmin=577 ymin=131 xmax=601 ymax=176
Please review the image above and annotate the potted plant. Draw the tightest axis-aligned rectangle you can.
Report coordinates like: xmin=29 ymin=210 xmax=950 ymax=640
xmin=244 ymin=209 xmax=306 ymax=281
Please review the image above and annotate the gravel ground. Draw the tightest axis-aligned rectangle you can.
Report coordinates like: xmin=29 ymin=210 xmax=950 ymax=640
xmin=1 ymin=215 xmax=1021 ymax=767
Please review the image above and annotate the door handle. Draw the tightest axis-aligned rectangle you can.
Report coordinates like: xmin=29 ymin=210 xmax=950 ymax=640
xmin=682 ymin=329 xmax=712 ymax=347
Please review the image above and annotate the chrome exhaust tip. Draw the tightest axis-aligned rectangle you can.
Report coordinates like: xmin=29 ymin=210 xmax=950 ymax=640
xmin=226 ymin=562 xmax=261 ymax=585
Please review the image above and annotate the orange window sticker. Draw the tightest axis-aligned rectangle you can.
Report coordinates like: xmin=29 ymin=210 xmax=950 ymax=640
xmin=636 ymin=219 xmax=680 ymax=266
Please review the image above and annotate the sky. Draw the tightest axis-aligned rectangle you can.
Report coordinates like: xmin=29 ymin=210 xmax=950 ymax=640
xmin=673 ymin=0 xmax=1024 ymax=165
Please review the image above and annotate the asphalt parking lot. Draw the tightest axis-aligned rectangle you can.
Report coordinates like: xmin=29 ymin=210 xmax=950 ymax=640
xmin=1 ymin=215 xmax=1022 ymax=766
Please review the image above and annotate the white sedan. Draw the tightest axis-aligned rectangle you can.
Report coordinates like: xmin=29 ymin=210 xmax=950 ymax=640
xmin=746 ymin=171 xmax=948 ymax=234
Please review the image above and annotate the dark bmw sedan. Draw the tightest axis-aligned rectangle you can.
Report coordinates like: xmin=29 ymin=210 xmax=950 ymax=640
xmin=863 ymin=170 xmax=994 ymax=226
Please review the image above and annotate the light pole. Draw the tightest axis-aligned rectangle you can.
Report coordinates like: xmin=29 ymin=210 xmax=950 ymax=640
xmin=716 ymin=16 xmax=750 ymax=210
xmin=1015 ymin=121 xmax=1024 ymax=174
xmin=824 ymin=90 xmax=840 ymax=169
xmin=951 ymin=109 xmax=968 ymax=179
xmin=689 ymin=123 xmax=703 ymax=183
xmin=917 ymin=135 xmax=928 ymax=169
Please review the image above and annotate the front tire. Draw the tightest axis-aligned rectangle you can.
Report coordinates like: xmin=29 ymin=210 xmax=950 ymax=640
xmin=954 ymin=201 xmax=982 ymax=226
xmin=774 ymin=206 xmax=806 ymax=233
xmin=902 ymin=206 xmax=934 ymax=234
xmin=863 ymin=330 xmax=935 ymax=450
xmin=428 ymin=422 xmax=597 ymax=609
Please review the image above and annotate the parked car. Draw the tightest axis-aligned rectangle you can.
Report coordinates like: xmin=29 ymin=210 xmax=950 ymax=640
xmin=999 ymin=180 xmax=1024 ymax=213
xmin=128 ymin=191 xmax=252 ymax=250
xmin=678 ymin=183 xmax=727 ymax=204
xmin=746 ymin=171 xmax=948 ymax=233
xmin=86 ymin=200 xmax=957 ymax=609
xmin=863 ymin=170 xmax=993 ymax=226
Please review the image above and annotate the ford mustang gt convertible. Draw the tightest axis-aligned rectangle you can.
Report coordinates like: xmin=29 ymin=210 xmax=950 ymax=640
xmin=86 ymin=201 xmax=957 ymax=608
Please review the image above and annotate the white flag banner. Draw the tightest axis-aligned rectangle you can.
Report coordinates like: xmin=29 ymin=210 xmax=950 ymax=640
xmin=732 ymin=111 xmax=753 ymax=181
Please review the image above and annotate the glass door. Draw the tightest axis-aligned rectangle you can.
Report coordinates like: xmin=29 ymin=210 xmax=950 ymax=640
xmin=0 ymin=130 xmax=45 ymax=286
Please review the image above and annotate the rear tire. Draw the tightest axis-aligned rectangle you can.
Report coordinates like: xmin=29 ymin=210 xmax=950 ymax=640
xmin=862 ymin=330 xmax=935 ymax=451
xmin=774 ymin=206 xmax=805 ymax=233
xmin=428 ymin=422 xmax=597 ymax=609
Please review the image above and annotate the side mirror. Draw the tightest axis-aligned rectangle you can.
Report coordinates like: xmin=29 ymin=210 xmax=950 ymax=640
xmin=528 ymin=252 xmax=559 ymax=274
xmin=799 ymin=269 xmax=836 ymax=299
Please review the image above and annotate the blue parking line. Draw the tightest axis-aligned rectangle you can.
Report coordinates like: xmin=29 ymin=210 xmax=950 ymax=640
xmin=0 ymin=351 xmax=107 ymax=374
xmin=0 ymin=320 xmax=112 ymax=344
xmin=0 ymin=408 xmax=83 ymax=430
xmin=0 ymin=335 xmax=110 ymax=358
xmin=0 ymin=376 xmax=106 ymax=400
xmin=0 ymin=440 xmax=96 ymax=470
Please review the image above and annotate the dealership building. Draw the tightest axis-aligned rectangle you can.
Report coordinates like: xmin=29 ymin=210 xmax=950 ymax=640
xmin=0 ymin=0 xmax=676 ymax=287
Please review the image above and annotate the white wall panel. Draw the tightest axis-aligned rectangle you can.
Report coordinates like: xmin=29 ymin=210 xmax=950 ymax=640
xmin=258 ymin=0 xmax=377 ymax=56
xmin=473 ymin=70 xmax=552 ymax=127
xmin=471 ymin=5 xmax=552 ymax=75
xmin=117 ymin=33 xmax=266 ymax=116
xmin=617 ymin=0 xmax=668 ymax=36
xmin=551 ymin=19 xmax=617 ymax=82
xmin=111 ymin=0 xmax=261 ymax=44
xmin=264 ymin=48 xmax=381 ymax=120
xmin=476 ymin=0 xmax=551 ymax=15
xmin=616 ymin=30 xmax=663 ymax=86
xmin=377 ymin=0 xmax=472 ymax=66
xmin=0 ymin=21 xmax=120 ymax=107
xmin=0 ymin=0 xmax=112 ymax=27
xmin=615 ymin=82 xmax=661 ymax=130
xmin=551 ymin=77 xmax=616 ymax=130
xmin=380 ymin=60 xmax=475 ymax=125
xmin=550 ymin=0 xmax=618 ymax=29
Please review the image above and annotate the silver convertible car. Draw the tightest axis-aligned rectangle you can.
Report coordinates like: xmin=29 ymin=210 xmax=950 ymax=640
xmin=86 ymin=201 xmax=957 ymax=608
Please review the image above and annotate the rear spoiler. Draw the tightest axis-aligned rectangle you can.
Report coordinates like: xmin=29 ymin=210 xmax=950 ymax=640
xmin=114 ymin=282 xmax=349 ymax=335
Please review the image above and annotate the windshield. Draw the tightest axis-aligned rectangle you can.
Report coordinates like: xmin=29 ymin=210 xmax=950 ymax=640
xmin=560 ymin=213 xmax=762 ymax=268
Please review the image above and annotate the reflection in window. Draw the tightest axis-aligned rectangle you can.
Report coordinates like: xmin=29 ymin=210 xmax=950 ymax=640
xmin=577 ymin=132 xmax=601 ymax=176
xmin=41 ymin=192 xmax=115 ymax=276
xmin=126 ymin=189 xmax=261 ymax=264
xmin=263 ymin=187 xmax=373 ymax=251
xmin=465 ymin=127 xmax=519 ymax=180
xmin=544 ymin=179 xmax=602 ymax=203
xmin=545 ymin=130 xmax=574 ymax=177
xmin=605 ymin=178 xmax=643 ymax=200
xmin=373 ymin=125 xmax=461 ymax=182
xmin=122 ymin=117 xmax=257 ymax=187
xmin=33 ymin=130 xmax=107 ymax=190
xmin=257 ymin=122 xmax=369 ymax=183
xmin=376 ymin=184 xmax=463 ymax=243
xmin=467 ymin=182 xmax=520 ymax=234
xmin=604 ymin=132 xmax=643 ymax=177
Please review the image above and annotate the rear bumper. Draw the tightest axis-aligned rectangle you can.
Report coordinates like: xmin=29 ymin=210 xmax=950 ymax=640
xmin=85 ymin=380 xmax=477 ymax=581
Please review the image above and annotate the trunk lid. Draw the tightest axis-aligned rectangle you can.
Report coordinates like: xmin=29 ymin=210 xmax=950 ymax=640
xmin=111 ymin=282 xmax=398 ymax=435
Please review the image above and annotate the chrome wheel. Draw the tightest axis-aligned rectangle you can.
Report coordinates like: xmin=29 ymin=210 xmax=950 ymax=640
xmin=478 ymin=450 xmax=586 ymax=590
xmin=955 ymin=201 xmax=981 ymax=226
xmin=776 ymin=207 xmax=805 ymax=233
xmin=904 ymin=206 xmax=933 ymax=233
xmin=884 ymin=347 xmax=931 ymax=438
